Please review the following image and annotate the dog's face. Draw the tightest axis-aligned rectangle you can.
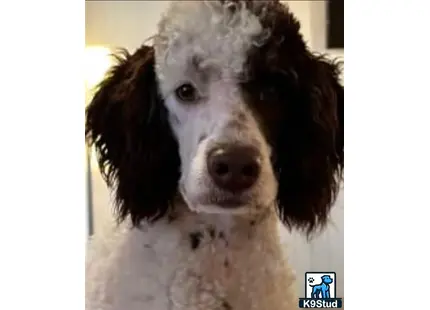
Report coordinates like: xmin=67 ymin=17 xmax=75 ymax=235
xmin=85 ymin=0 xmax=344 ymax=234
xmin=321 ymin=275 xmax=333 ymax=284
xmin=154 ymin=1 xmax=279 ymax=215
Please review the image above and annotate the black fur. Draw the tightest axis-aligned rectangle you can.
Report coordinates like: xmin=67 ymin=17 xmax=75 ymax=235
xmin=85 ymin=45 xmax=180 ymax=226
xmin=224 ymin=258 xmax=230 ymax=267
xmin=189 ymin=231 xmax=203 ymax=250
xmin=208 ymin=226 xmax=216 ymax=239
xmin=221 ymin=300 xmax=233 ymax=310
xmin=241 ymin=1 xmax=344 ymax=235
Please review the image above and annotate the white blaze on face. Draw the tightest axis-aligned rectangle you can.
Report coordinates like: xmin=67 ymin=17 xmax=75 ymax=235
xmin=153 ymin=1 xmax=277 ymax=213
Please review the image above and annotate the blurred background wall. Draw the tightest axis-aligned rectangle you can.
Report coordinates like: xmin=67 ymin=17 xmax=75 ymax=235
xmin=85 ymin=0 xmax=344 ymax=299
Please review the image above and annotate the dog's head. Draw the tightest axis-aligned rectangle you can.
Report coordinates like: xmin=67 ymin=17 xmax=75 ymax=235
xmin=321 ymin=275 xmax=333 ymax=284
xmin=85 ymin=0 xmax=343 ymax=234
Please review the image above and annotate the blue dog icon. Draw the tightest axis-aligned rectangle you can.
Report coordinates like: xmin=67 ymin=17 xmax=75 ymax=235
xmin=310 ymin=275 xmax=333 ymax=299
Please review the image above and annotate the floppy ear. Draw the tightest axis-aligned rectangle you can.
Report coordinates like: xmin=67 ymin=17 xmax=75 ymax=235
xmin=275 ymin=52 xmax=344 ymax=236
xmin=85 ymin=45 xmax=180 ymax=226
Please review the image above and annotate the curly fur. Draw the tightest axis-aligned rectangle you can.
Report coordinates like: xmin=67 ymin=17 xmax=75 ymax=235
xmin=85 ymin=1 xmax=344 ymax=309
xmin=86 ymin=46 xmax=181 ymax=225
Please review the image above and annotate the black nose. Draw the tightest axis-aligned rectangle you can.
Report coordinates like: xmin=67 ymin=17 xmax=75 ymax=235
xmin=207 ymin=145 xmax=261 ymax=192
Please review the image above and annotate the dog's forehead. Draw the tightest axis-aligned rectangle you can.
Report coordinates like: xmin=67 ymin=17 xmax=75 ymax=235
xmin=154 ymin=1 xmax=272 ymax=90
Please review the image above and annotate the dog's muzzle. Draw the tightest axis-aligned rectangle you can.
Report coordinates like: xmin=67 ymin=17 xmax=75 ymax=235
xmin=206 ymin=144 xmax=261 ymax=194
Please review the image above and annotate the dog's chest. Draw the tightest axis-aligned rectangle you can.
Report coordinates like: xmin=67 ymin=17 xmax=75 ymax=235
xmin=86 ymin=218 xmax=298 ymax=310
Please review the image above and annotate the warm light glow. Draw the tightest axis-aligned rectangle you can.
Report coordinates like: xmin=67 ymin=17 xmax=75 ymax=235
xmin=90 ymin=146 xmax=99 ymax=172
xmin=85 ymin=46 xmax=112 ymax=165
xmin=85 ymin=46 xmax=112 ymax=92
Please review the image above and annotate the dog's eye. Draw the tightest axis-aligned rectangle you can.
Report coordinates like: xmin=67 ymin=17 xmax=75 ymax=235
xmin=175 ymin=83 xmax=199 ymax=103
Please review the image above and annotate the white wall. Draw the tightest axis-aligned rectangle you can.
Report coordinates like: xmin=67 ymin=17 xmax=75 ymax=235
xmin=86 ymin=1 xmax=171 ymax=52
xmin=86 ymin=0 xmax=344 ymax=299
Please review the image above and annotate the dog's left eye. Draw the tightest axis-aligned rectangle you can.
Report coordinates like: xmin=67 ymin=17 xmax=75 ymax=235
xmin=175 ymin=83 xmax=199 ymax=103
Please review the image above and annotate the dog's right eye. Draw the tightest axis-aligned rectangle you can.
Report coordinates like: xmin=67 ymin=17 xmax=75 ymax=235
xmin=175 ymin=83 xmax=199 ymax=103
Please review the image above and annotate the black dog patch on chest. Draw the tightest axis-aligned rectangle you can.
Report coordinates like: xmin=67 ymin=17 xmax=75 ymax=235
xmin=189 ymin=231 xmax=203 ymax=250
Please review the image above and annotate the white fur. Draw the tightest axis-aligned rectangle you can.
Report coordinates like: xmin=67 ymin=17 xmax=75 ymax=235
xmin=155 ymin=1 xmax=277 ymax=214
xmin=86 ymin=203 xmax=298 ymax=310
xmin=86 ymin=2 xmax=300 ymax=309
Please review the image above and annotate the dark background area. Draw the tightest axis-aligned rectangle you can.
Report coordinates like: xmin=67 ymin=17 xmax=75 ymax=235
xmin=327 ymin=0 xmax=344 ymax=49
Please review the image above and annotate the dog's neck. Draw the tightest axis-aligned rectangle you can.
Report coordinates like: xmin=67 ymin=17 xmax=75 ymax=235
xmin=155 ymin=200 xmax=297 ymax=309
xmin=167 ymin=198 xmax=280 ymax=242
xmin=87 ymin=200 xmax=298 ymax=309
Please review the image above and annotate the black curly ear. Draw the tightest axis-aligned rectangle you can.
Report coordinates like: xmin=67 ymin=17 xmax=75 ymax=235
xmin=241 ymin=2 xmax=343 ymax=236
xmin=85 ymin=45 xmax=180 ymax=226
xmin=275 ymin=53 xmax=344 ymax=236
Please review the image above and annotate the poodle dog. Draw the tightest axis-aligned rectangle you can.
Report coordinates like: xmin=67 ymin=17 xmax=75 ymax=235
xmin=85 ymin=1 xmax=344 ymax=309
xmin=310 ymin=275 xmax=333 ymax=299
